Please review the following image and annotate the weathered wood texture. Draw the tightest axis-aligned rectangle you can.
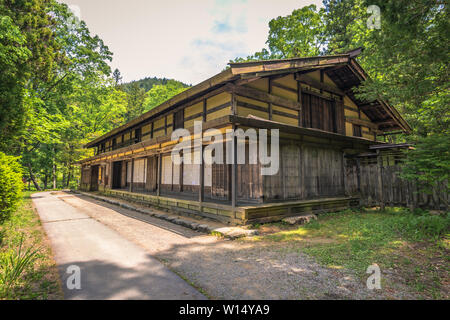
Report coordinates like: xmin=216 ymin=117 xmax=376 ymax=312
xmin=263 ymin=143 xmax=345 ymax=201
xmin=345 ymin=156 xmax=449 ymax=210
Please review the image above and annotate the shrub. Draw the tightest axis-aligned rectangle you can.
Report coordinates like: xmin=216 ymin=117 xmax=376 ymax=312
xmin=0 ymin=153 xmax=23 ymax=223
xmin=387 ymin=210 xmax=450 ymax=241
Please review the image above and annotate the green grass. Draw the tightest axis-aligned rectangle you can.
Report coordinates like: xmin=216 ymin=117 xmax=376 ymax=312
xmin=0 ymin=191 xmax=63 ymax=299
xmin=256 ymin=207 xmax=449 ymax=299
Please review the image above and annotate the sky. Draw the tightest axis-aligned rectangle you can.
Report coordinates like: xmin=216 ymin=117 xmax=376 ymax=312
xmin=59 ymin=0 xmax=323 ymax=85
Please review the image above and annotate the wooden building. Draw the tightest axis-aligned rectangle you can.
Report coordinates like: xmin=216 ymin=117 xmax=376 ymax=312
xmin=79 ymin=49 xmax=411 ymax=224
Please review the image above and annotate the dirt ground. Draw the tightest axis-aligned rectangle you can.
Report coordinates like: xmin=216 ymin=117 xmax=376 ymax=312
xmin=57 ymin=192 xmax=419 ymax=299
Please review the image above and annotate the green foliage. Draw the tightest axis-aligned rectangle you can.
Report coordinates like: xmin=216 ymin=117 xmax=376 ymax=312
xmin=353 ymin=0 xmax=449 ymax=137
xmin=390 ymin=212 xmax=450 ymax=241
xmin=121 ymin=76 xmax=189 ymax=93
xmin=0 ymin=153 xmax=23 ymax=223
xmin=401 ymin=134 xmax=449 ymax=202
xmin=0 ymin=234 xmax=40 ymax=296
xmin=124 ymin=82 xmax=147 ymax=122
xmin=112 ymin=68 xmax=122 ymax=85
xmin=265 ymin=5 xmax=325 ymax=58
xmin=0 ymin=15 xmax=31 ymax=150
xmin=0 ymin=192 xmax=62 ymax=299
xmin=0 ymin=0 xmax=118 ymax=190
xmin=230 ymin=5 xmax=325 ymax=63
xmin=144 ymin=80 xmax=190 ymax=112
xmin=323 ymin=0 xmax=372 ymax=54
xmin=258 ymin=207 xmax=449 ymax=297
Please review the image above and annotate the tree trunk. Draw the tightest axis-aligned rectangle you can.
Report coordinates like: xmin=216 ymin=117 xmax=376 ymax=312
xmin=62 ymin=170 xmax=66 ymax=189
xmin=66 ymin=166 xmax=71 ymax=188
xmin=53 ymin=146 xmax=57 ymax=189
xmin=53 ymin=164 xmax=57 ymax=189
xmin=43 ymin=174 xmax=48 ymax=190
xmin=27 ymin=163 xmax=42 ymax=191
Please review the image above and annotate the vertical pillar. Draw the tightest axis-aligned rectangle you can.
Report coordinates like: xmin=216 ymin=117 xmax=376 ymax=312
xmin=202 ymin=99 xmax=207 ymax=122
xmin=157 ymin=153 xmax=162 ymax=196
xmin=231 ymin=92 xmax=237 ymax=115
xmin=199 ymin=145 xmax=204 ymax=204
xmin=342 ymin=153 xmax=347 ymax=196
xmin=297 ymin=80 xmax=302 ymax=127
xmin=231 ymin=128 xmax=237 ymax=214
xmin=129 ymin=158 xmax=134 ymax=193
xmin=377 ymin=150 xmax=385 ymax=210
xmin=268 ymin=78 xmax=273 ymax=120
xmin=108 ymin=161 xmax=113 ymax=189
xmin=179 ymin=150 xmax=184 ymax=192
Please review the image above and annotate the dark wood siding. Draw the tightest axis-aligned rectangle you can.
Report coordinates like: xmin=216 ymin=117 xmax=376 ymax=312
xmin=263 ymin=143 xmax=345 ymax=201
xmin=301 ymin=92 xmax=344 ymax=134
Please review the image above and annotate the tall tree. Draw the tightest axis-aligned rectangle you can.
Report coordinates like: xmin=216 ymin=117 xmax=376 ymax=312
xmin=230 ymin=5 xmax=325 ymax=63
xmin=112 ymin=68 xmax=122 ymax=86
xmin=124 ymin=82 xmax=147 ymax=122
xmin=143 ymin=80 xmax=189 ymax=112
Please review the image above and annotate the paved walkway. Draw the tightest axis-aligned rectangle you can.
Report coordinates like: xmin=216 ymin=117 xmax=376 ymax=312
xmin=32 ymin=192 xmax=205 ymax=300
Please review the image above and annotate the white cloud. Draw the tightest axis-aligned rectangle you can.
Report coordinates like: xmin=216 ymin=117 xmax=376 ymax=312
xmin=60 ymin=0 xmax=323 ymax=84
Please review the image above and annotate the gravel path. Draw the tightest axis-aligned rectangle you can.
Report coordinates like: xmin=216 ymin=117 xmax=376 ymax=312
xmin=58 ymin=192 xmax=416 ymax=299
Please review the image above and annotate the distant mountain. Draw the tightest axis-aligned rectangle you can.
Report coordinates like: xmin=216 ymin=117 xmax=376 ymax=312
xmin=121 ymin=77 xmax=190 ymax=92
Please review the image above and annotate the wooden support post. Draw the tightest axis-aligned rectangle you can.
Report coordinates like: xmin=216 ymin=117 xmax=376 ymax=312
xmin=342 ymin=153 xmax=347 ymax=196
xmin=297 ymin=80 xmax=302 ymax=127
xmin=157 ymin=153 xmax=162 ymax=197
xmin=129 ymin=158 xmax=134 ymax=193
xmin=376 ymin=150 xmax=385 ymax=210
xmin=268 ymin=78 xmax=273 ymax=120
xmin=108 ymin=161 xmax=113 ymax=189
xmin=150 ymin=122 xmax=154 ymax=139
xmin=320 ymin=69 xmax=324 ymax=94
xmin=199 ymin=145 xmax=204 ymax=204
xmin=231 ymin=92 xmax=237 ymax=115
xmin=179 ymin=150 xmax=184 ymax=192
xmin=164 ymin=116 xmax=167 ymax=135
xmin=203 ymin=99 xmax=207 ymax=122
xmin=231 ymin=127 xmax=237 ymax=214
xmin=356 ymin=158 xmax=361 ymax=193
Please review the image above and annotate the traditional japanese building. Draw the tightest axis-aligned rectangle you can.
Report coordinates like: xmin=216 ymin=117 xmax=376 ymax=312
xmin=78 ymin=49 xmax=411 ymax=224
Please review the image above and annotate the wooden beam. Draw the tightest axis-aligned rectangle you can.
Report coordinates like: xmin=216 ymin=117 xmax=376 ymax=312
xmin=300 ymin=86 xmax=336 ymax=101
xmin=345 ymin=117 xmax=379 ymax=130
xmin=295 ymin=73 xmax=345 ymax=96
xmin=226 ymin=84 xmax=300 ymax=111
xmin=271 ymin=81 xmax=297 ymax=94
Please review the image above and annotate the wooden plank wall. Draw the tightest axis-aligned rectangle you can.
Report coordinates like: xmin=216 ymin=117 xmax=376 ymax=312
xmin=263 ymin=143 xmax=345 ymax=201
xmin=345 ymin=156 xmax=449 ymax=210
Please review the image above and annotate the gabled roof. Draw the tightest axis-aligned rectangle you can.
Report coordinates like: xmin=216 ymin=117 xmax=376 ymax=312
xmin=85 ymin=50 xmax=410 ymax=148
